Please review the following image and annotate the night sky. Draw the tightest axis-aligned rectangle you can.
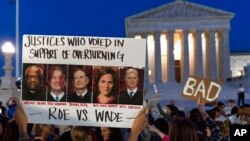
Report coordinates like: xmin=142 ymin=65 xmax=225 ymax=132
xmin=0 ymin=0 xmax=249 ymax=76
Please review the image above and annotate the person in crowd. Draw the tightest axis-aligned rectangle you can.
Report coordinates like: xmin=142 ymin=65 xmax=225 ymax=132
xmin=47 ymin=65 xmax=67 ymax=102
xmin=188 ymin=108 xmax=208 ymax=141
xmin=1 ymin=119 xmax=19 ymax=141
xmin=23 ymin=65 xmax=46 ymax=101
xmin=7 ymin=99 xmax=57 ymax=141
xmin=237 ymin=83 xmax=245 ymax=106
xmin=32 ymin=124 xmax=56 ymax=141
xmin=130 ymin=100 xmax=223 ymax=141
xmin=128 ymin=108 xmax=170 ymax=141
xmin=150 ymin=117 xmax=169 ymax=141
xmin=119 ymin=68 xmax=143 ymax=105
xmin=176 ymin=110 xmax=186 ymax=118
xmin=71 ymin=126 xmax=93 ymax=141
xmin=147 ymin=124 xmax=168 ymax=141
xmin=210 ymin=107 xmax=223 ymax=121
xmin=100 ymin=127 xmax=124 ymax=141
xmin=58 ymin=126 xmax=73 ymax=141
xmin=156 ymin=103 xmax=179 ymax=123
xmin=212 ymin=107 xmax=227 ymax=122
xmin=227 ymin=99 xmax=238 ymax=116
xmin=197 ymin=101 xmax=223 ymax=141
xmin=216 ymin=101 xmax=226 ymax=116
xmin=68 ymin=67 xmax=92 ymax=103
xmin=215 ymin=119 xmax=231 ymax=141
xmin=93 ymin=67 xmax=118 ymax=104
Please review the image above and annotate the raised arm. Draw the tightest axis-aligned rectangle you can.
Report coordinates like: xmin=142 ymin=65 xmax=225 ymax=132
xmin=128 ymin=109 xmax=147 ymax=141
xmin=14 ymin=104 xmax=29 ymax=141
xmin=197 ymin=102 xmax=223 ymax=141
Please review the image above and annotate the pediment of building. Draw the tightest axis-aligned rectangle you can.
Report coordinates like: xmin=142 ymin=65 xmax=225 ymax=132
xmin=127 ymin=1 xmax=234 ymax=20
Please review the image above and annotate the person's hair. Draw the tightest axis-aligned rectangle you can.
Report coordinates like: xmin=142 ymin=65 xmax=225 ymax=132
xmin=189 ymin=108 xmax=203 ymax=122
xmin=25 ymin=65 xmax=43 ymax=77
xmin=48 ymin=65 xmax=65 ymax=81
xmin=1 ymin=119 xmax=19 ymax=141
xmin=166 ymin=104 xmax=179 ymax=116
xmin=206 ymin=109 xmax=216 ymax=120
xmin=72 ymin=67 xmax=89 ymax=85
xmin=71 ymin=126 xmax=89 ymax=141
xmin=227 ymin=99 xmax=235 ymax=104
xmin=218 ymin=119 xmax=231 ymax=140
xmin=188 ymin=108 xmax=207 ymax=141
xmin=25 ymin=65 xmax=44 ymax=88
xmin=94 ymin=67 xmax=117 ymax=97
xmin=154 ymin=118 xmax=169 ymax=134
xmin=169 ymin=118 xmax=199 ymax=141
xmin=47 ymin=65 xmax=66 ymax=91
xmin=212 ymin=107 xmax=221 ymax=113
xmin=32 ymin=124 xmax=43 ymax=136
xmin=125 ymin=68 xmax=138 ymax=78
xmin=217 ymin=101 xmax=225 ymax=107
xmin=176 ymin=110 xmax=186 ymax=118
xmin=72 ymin=67 xmax=88 ymax=79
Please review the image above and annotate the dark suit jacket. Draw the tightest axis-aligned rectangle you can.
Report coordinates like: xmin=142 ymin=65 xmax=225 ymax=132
xmin=119 ymin=89 xmax=143 ymax=105
xmin=22 ymin=89 xmax=46 ymax=101
xmin=68 ymin=91 xmax=91 ymax=103
xmin=47 ymin=92 xmax=66 ymax=102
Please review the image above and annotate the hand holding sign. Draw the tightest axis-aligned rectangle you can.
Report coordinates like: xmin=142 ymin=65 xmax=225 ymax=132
xmin=197 ymin=97 xmax=205 ymax=113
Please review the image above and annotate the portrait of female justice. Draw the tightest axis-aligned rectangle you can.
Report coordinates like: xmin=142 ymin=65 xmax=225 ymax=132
xmin=92 ymin=67 xmax=118 ymax=104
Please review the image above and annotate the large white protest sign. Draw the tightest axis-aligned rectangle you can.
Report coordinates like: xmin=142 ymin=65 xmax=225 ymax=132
xmin=22 ymin=35 xmax=146 ymax=128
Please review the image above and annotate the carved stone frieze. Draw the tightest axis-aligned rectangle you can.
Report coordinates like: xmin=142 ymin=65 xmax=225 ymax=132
xmin=128 ymin=1 xmax=234 ymax=20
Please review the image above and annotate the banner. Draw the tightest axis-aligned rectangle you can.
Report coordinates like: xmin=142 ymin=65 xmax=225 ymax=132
xmin=22 ymin=35 xmax=146 ymax=128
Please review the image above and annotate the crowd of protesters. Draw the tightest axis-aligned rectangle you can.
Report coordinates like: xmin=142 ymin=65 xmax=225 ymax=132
xmin=0 ymin=94 xmax=250 ymax=141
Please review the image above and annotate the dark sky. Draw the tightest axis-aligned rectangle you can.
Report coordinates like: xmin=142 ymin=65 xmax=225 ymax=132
xmin=0 ymin=0 xmax=249 ymax=76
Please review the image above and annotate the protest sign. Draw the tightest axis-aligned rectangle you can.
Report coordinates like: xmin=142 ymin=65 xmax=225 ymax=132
xmin=22 ymin=35 xmax=146 ymax=128
xmin=182 ymin=76 xmax=222 ymax=103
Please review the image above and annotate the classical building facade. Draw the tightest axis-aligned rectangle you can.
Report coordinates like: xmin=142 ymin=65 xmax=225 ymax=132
xmin=125 ymin=0 xmax=235 ymax=85
xmin=230 ymin=53 xmax=250 ymax=77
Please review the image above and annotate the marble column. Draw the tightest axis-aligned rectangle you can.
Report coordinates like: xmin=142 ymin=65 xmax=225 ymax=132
xmin=181 ymin=30 xmax=190 ymax=82
xmin=140 ymin=33 xmax=149 ymax=83
xmin=194 ymin=30 xmax=203 ymax=77
xmin=209 ymin=30 xmax=218 ymax=80
xmin=167 ymin=30 xmax=176 ymax=82
xmin=222 ymin=29 xmax=231 ymax=80
xmin=161 ymin=32 xmax=168 ymax=83
xmin=204 ymin=32 xmax=210 ymax=78
xmin=154 ymin=32 xmax=162 ymax=84
xmin=217 ymin=31 xmax=223 ymax=80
